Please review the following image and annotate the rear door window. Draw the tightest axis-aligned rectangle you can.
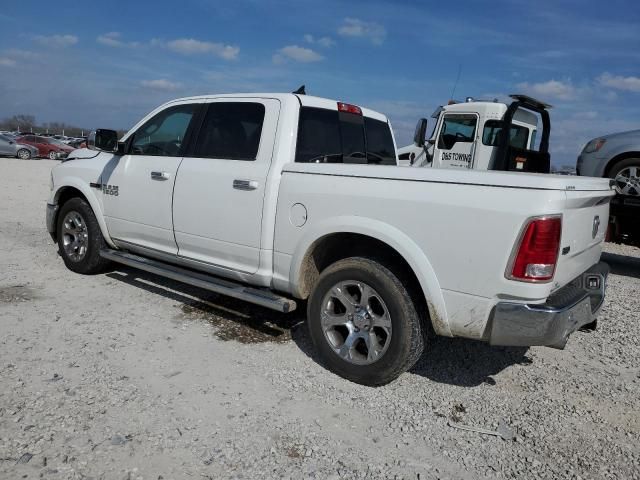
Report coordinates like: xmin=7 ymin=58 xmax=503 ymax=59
xmin=193 ymin=102 xmax=265 ymax=160
xmin=295 ymin=106 xmax=395 ymax=165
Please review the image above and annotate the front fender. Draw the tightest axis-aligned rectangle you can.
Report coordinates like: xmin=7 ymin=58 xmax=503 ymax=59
xmin=289 ymin=216 xmax=452 ymax=337
xmin=51 ymin=177 xmax=116 ymax=248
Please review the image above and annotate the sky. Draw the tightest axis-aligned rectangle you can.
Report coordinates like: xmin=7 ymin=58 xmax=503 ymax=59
xmin=0 ymin=0 xmax=639 ymax=167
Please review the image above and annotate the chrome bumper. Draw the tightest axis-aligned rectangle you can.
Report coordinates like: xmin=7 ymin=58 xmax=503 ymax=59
xmin=489 ymin=262 xmax=609 ymax=349
xmin=46 ymin=203 xmax=58 ymax=240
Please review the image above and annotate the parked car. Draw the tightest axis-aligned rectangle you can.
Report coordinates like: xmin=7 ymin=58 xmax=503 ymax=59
xmin=16 ymin=135 xmax=75 ymax=159
xmin=47 ymin=93 xmax=613 ymax=385
xmin=577 ymin=129 xmax=640 ymax=244
xmin=67 ymin=137 xmax=87 ymax=148
xmin=0 ymin=134 xmax=39 ymax=159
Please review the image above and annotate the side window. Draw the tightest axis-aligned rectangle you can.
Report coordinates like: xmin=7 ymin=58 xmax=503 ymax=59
xmin=130 ymin=104 xmax=196 ymax=156
xmin=193 ymin=102 xmax=265 ymax=160
xmin=364 ymin=117 xmax=396 ymax=165
xmin=482 ymin=120 xmax=530 ymax=149
xmin=437 ymin=114 xmax=477 ymax=150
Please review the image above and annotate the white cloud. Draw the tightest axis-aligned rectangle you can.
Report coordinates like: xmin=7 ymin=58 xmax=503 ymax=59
xmin=304 ymin=34 xmax=335 ymax=48
xmin=166 ymin=38 xmax=239 ymax=60
xmin=516 ymin=79 xmax=575 ymax=100
xmin=338 ymin=18 xmax=386 ymax=45
xmin=4 ymin=49 xmax=38 ymax=59
xmin=97 ymin=32 xmax=140 ymax=48
xmin=0 ymin=57 xmax=16 ymax=67
xmin=597 ymin=72 xmax=640 ymax=93
xmin=140 ymin=79 xmax=181 ymax=91
xmin=34 ymin=34 xmax=78 ymax=48
xmin=273 ymin=45 xmax=323 ymax=64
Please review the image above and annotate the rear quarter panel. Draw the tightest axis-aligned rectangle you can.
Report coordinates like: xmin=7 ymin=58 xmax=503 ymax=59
xmin=274 ymin=164 xmax=574 ymax=338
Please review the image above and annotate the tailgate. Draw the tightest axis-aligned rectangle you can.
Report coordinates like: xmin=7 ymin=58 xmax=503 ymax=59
xmin=554 ymin=189 xmax=614 ymax=289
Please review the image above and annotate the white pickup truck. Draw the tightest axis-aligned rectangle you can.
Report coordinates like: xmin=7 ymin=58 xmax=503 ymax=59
xmin=46 ymin=93 xmax=613 ymax=386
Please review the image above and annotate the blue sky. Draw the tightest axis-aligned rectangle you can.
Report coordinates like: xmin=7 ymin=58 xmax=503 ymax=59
xmin=0 ymin=0 xmax=639 ymax=166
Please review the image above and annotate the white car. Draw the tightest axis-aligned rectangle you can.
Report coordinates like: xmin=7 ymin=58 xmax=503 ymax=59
xmin=46 ymin=93 xmax=613 ymax=385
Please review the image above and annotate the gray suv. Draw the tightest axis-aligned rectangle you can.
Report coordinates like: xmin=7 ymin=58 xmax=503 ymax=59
xmin=0 ymin=134 xmax=38 ymax=159
xmin=577 ymin=128 xmax=640 ymax=243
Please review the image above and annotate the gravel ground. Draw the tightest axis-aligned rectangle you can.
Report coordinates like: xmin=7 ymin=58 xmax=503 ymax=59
xmin=1 ymin=158 xmax=639 ymax=480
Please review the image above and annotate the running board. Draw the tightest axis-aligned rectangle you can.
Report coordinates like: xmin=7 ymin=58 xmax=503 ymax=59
xmin=100 ymin=249 xmax=296 ymax=313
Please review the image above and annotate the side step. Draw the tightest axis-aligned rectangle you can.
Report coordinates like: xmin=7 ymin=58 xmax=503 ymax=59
xmin=100 ymin=249 xmax=296 ymax=313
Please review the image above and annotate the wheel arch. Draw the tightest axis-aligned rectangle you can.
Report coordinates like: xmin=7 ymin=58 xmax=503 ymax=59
xmin=603 ymin=151 xmax=640 ymax=177
xmin=289 ymin=218 xmax=452 ymax=337
xmin=52 ymin=182 xmax=115 ymax=248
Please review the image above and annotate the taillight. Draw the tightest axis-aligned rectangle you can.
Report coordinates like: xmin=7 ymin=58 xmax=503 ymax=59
xmin=507 ymin=216 xmax=562 ymax=282
xmin=337 ymin=102 xmax=362 ymax=115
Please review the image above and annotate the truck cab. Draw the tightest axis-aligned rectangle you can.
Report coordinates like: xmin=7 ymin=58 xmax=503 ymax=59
xmin=398 ymin=95 xmax=551 ymax=174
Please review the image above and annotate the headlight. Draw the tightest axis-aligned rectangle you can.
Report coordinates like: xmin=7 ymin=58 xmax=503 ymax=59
xmin=582 ymin=138 xmax=606 ymax=154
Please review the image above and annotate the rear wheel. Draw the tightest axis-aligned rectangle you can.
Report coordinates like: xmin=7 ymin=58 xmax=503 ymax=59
xmin=56 ymin=197 xmax=111 ymax=274
xmin=610 ymin=158 xmax=640 ymax=196
xmin=17 ymin=148 xmax=31 ymax=160
xmin=307 ymin=257 xmax=425 ymax=386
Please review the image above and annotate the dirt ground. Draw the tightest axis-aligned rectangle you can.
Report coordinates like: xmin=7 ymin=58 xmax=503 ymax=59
xmin=1 ymin=158 xmax=639 ymax=479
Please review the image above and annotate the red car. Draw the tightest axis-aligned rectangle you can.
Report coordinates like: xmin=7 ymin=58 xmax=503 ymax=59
xmin=16 ymin=135 xmax=75 ymax=159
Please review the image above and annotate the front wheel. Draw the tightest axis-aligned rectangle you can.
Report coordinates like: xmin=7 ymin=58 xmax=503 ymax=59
xmin=610 ymin=158 xmax=640 ymax=196
xmin=307 ymin=257 xmax=425 ymax=386
xmin=56 ymin=197 xmax=111 ymax=274
xmin=17 ymin=148 xmax=31 ymax=160
xmin=48 ymin=150 xmax=57 ymax=160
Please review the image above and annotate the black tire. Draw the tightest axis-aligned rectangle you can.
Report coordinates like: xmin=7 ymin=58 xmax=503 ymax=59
xmin=16 ymin=148 xmax=31 ymax=160
xmin=609 ymin=157 xmax=640 ymax=196
xmin=56 ymin=197 xmax=111 ymax=274
xmin=307 ymin=257 xmax=425 ymax=386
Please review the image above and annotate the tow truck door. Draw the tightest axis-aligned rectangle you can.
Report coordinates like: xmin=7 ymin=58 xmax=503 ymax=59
xmin=432 ymin=113 xmax=478 ymax=169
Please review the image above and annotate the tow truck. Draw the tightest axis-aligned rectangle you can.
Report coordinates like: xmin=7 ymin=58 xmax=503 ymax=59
xmin=398 ymin=94 xmax=552 ymax=174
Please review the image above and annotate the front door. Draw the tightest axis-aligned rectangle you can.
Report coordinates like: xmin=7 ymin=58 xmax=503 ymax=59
xmin=101 ymin=102 xmax=200 ymax=254
xmin=172 ymin=98 xmax=280 ymax=274
xmin=432 ymin=113 xmax=478 ymax=169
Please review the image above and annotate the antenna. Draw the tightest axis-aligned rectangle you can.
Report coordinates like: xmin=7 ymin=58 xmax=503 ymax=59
xmin=449 ymin=64 xmax=462 ymax=101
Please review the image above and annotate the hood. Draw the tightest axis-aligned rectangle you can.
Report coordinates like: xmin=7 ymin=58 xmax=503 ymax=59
xmin=598 ymin=128 xmax=640 ymax=141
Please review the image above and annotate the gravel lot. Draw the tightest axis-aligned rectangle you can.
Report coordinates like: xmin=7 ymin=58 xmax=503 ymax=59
xmin=1 ymin=158 xmax=639 ymax=479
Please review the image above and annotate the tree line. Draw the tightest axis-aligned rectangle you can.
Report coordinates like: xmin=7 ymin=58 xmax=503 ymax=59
xmin=0 ymin=114 xmax=127 ymax=138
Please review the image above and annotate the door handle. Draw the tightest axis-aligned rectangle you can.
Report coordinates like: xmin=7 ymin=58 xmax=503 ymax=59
xmin=150 ymin=171 xmax=170 ymax=181
xmin=233 ymin=179 xmax=258 ymax=191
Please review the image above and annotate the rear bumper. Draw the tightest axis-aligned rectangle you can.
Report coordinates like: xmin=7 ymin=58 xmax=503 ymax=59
xmin=489 ymin=262 xmax=609 ymax=349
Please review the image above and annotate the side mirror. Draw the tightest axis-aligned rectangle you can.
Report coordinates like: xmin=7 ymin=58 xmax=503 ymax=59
xmin=88 ymin=129 xmax=118 ymax=152
xmin=413 ymin=118 xmax=428 ymax=148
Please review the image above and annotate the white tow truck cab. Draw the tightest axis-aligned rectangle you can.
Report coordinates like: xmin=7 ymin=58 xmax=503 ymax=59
xmin=398 ymin=94 xmax=551 ymax=173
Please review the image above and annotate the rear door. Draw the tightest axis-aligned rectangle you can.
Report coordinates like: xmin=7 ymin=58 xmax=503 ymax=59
xmin=172 ymin=98 xmax=279 ymax=273
xmin=433 ymin=113 xmax=478 ymax=169
xmin=0 ymin=136 xmax=12 ymax=155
